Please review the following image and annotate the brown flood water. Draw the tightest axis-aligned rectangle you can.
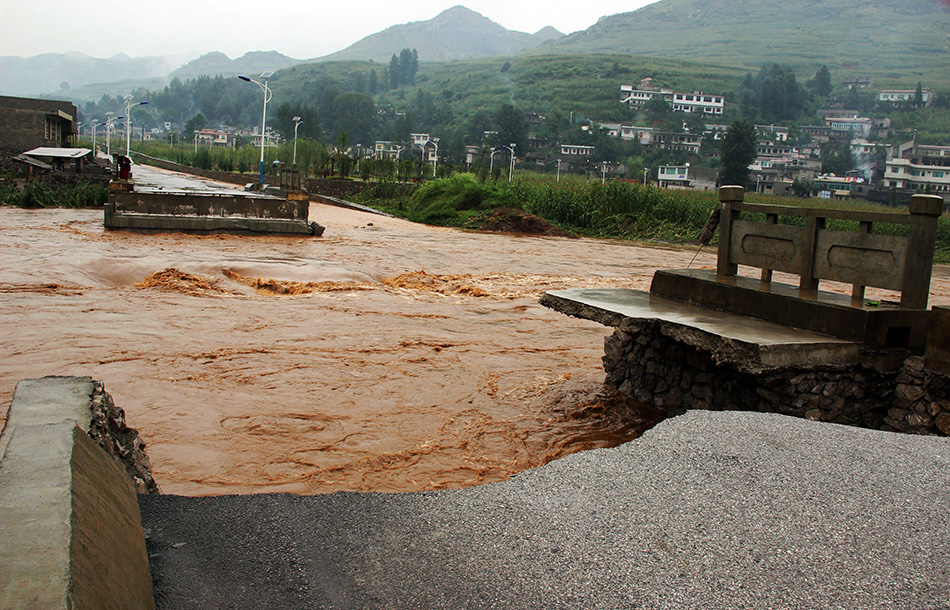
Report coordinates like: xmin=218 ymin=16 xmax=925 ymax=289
xmin=2 ymin=204 xmax=948 ymax=496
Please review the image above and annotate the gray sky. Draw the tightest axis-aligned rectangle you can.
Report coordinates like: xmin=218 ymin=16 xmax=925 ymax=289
xmin=0 ymin=1 xmax=655 ymax=60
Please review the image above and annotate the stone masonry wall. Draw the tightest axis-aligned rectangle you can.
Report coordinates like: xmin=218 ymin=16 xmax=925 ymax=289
xmin=604 ymin=322 xmax=950 ymax=436
xmin=87 ymin=380 xmax=160 ymax=493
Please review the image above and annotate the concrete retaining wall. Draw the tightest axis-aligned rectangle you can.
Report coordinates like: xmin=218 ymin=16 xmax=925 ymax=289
xmin=603 ymin=321 xmax=950 ymax=436
xmin=0 ymin=377 xmax=155 ymax=609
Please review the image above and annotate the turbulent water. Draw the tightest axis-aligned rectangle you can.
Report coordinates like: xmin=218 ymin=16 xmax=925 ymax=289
xmin=2 ymin=203 xmax=947 ymax=496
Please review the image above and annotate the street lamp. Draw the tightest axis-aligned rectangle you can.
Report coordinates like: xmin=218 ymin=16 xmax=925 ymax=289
xmin=194 ymin=131 xmax=199 ymax=153
xmin=104 ymin=113 xmax=124 ymax=159
xmin=292 ymin=116 xmax=302 ymax=166
xmin=509 ymin=143 xmax=516 ymax=182
xmin=426 ymin=139 xmax=438 ymax=177
xmin=90 ymin=120 xmax=99 ymax=156
xmin=124 ymin=95 xmax=149 ymax=158
xmin=601 ymin=161 xmax=608 ymax=184
xmin=643 ymin=167 xmax=650 ymax=185
xmin=238 ymin=71 xmax=274 ymax=184
xmin=556 ymin=158 xmax=562 ymax=182
xmin=393 ymin=146 xmax=405 ymax=179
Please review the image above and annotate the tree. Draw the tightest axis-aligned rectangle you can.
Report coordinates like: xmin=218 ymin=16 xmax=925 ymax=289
xmin=719 ymin=118 xmax=757 ymax=188
xmin=332 ymin=92 xmax=375 ymax=144
xmin=914 ymin=82 xmax=924 ymax=108
xmin=494 ymin=103 xmax=529 ymax=153
xmin=808 ymin=65 xmax=833 ymax=98
xmin=183 ymin=113 xmax=206 ymax=137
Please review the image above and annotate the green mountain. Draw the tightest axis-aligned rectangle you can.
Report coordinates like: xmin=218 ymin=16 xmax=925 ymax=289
xmin=319 ymin=6 xmax=564 ymax=62
xmin=544 ymin=0 xmax=950 ymax=85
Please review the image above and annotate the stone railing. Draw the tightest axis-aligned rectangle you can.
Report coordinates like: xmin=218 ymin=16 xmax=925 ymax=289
xmin=717 ymin=186 xmax=944 ymax=309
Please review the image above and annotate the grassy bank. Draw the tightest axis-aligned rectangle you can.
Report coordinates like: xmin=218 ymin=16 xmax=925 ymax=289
xmin=356 ymin=173 xmax=950 ymax=263
xmin=0 ymin=180 xmax=109 ymax=208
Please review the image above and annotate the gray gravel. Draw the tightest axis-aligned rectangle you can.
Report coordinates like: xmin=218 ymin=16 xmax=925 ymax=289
xmin=139 ymin=411 xmax=950 ymax=609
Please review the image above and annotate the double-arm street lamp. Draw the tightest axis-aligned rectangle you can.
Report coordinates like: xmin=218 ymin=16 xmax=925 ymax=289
xmin=292 ymin=116 xmax=303 ymax=166
xmin=426 ymin=139 xmax=439 ymax=177
xmin=491 ymin=144 xmax=516 ymax=181
xmin=238 ymin=71 xmax=274 ymax=184
xmin=124 ymin=95 xmax=149 ymax=157
xmin=90 ymin=119 xmax=99 ymax=155
xmin=104 ymin=112 xmax=124 ymax=159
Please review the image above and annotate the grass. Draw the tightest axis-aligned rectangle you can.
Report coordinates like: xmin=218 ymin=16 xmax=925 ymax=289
xmin=357 ymin=173 xmax=950 ymax=264
xmin=0 ymin=180 xmax=109 ymax=208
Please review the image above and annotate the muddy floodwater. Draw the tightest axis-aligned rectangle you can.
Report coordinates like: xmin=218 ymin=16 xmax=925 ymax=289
xmin=2 ymin=203 xmax=948 ymax=496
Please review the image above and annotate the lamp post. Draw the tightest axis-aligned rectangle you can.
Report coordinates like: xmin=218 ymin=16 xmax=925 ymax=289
xmin=292 ymin=116 xmax=302 ymax=166
xmin=490 ymin=147 xmax=499 ymax=172
xmin=508 ymin=143 xmax=516 ymax=182
xmin=643 ymin=167 xmax=649 ymax=185
xmin=393 ymin=146 xmax=405 ymax=179
xmin=124 ymin=95 xmax=149 ymax=157
xmin=556 ymin=158 xmax=561 ymax=182
xmin=105 ymin=113 xmax=124 ymax=159
xmin=90 ymin=120 xmax=99 ymax=155
xmin=426 ymin=139 xmax=438 ymax=177
xmin=601 ymin=161 xmax=608 ymax=184
xmin=194 ymin=131 xmax=199 ymax=153
xmin=238 ymin=71 xmax=274 ymax=184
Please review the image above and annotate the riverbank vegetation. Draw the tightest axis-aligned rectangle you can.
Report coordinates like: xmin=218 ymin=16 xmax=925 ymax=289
xmin=0 ymin=180 xmax=108 ymax=208
xmin=357 ymin=173 xmax=950 ymax=263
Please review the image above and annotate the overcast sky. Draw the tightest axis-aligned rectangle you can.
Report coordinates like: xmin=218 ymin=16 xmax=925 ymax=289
xmin=1 ymin=1 xmax=656 ymax=60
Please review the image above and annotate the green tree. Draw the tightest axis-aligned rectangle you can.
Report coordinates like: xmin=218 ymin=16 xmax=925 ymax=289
xmin=183 ymin=113 xmax=206 ymax=137
xmin=332 ymin=92 xmax=375 ymax=144
xmin=914 ymin=82 xmax=924 ymax=107
xmin=808 ymin=65 xmax=832 ymax=98
xmin=494 ymin=103 xmax=529 ymax=153
xmin=719 ymin=118 xmax=757 ymax=188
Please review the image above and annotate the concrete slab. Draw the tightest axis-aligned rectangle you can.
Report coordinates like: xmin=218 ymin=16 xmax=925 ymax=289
xmin=651 ymin=269 xmax=931 ymax=352
xmin=540 ymin=288 xmax=863 ymax=371
xmin=0 ymin=378 xmax=154 ymax=609
xmin=139 ymin=411 xmax=950 ymax=610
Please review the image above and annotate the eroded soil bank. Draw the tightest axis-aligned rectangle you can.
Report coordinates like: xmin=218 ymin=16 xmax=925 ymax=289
xmin=2 ymin=203 xmax=947 ymax=495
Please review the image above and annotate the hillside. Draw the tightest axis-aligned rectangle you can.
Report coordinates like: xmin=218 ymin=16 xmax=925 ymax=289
xmin=319 ymin=6 xmax=563 ymax=62
xmin=544 ymin=0 xmax=950 ymax=86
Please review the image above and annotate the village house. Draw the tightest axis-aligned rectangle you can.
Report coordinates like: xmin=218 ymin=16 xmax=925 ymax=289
xmin=620 ymin=85 xmax=725 ymax=115
xmin=194 ymin=128 xmax=235 ymax=148
xmin=0 ymin=95 xmax=77 ymax=162
xmin=884 ymin=140 xmax=950 ymax=194
xmin=811 ymin=174 xmax=870 ymax=199
xmin=374 ymin=141 xmax=402 ymax=160
xmin=877 ymin=88 xmax=933 ymax=107
xmin=825 ymin=116 xmax=873 ymax=138
xmin=560 ymin=144 xmax=596 ymax=157
xmin=656 ymin=163 xmax=718 ymax=191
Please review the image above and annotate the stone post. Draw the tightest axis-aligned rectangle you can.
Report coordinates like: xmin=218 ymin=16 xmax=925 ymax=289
xmin=902 ymin=193 xmax=943 ymax=309
xmin=716 ymin=185 xmax=744 ymax=278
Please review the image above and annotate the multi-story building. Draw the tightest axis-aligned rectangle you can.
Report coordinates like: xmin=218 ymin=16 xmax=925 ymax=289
xmin=884 ymin=141 xmax=950 ymax=194
xmin=194 ymin=128 xmax=235 ymax=147
xmin=877 ymin=88 xmax=934 ymax=107
xmin=656 ymin=163 xmax=718 ymax=191
xmin=811 ymin=174 xmax=870 ymax=199
xmin=620 ymin=85 xmax=724 ymax=115
xmin=825 ymin=117 xmax=873 ymax=138
xmin=651 ymin=132 xmax=702 ymax=154
xmin=374 ymin=141 xmax=402 ymax=160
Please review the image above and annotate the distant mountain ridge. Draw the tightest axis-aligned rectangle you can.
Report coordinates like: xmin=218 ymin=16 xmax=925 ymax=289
xmin=319 ymin=6 xmax=564 ymax=62
xmin=0 ymin=52 xmax=187 ymax=97
xmin=172 ymin=51 xmax=304 ymax=78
